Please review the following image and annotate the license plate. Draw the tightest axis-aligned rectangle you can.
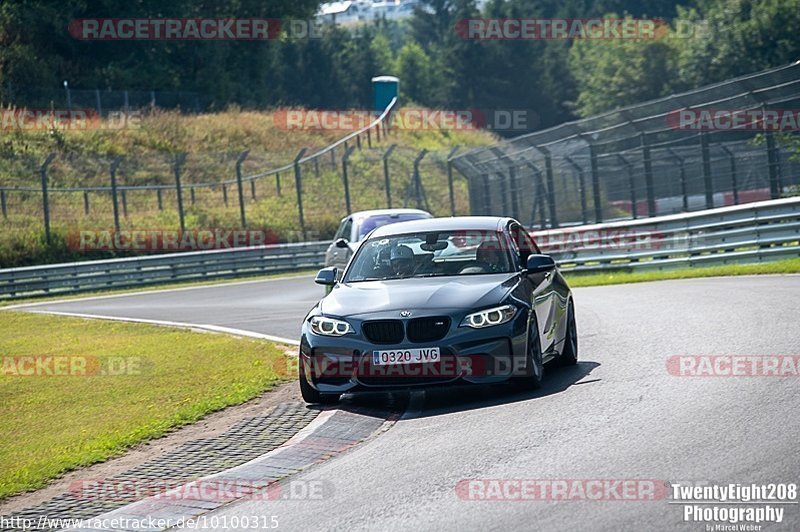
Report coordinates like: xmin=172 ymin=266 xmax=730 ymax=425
xmin=372 ymin=347 xmax=441 ymax=366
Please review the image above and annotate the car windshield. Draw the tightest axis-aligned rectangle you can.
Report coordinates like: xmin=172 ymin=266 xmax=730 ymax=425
xmin=344 ymin=230 xmax=514 ymax=282
xmin=356 ymin=213 xmax=429 ymax=240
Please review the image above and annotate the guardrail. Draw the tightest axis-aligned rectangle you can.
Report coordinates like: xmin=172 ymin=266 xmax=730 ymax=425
xmin=534 ymin=196 xmax=800 ymax=273
xmin=0 ymin=197 xmax=798 ymax=300
xmin=0 ymin=241 xmax=328 ymax=300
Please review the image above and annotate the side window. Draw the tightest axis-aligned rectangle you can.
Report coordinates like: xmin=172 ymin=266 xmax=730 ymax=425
xmin=335 ymin=218 xmax=353 ymax=241
xmin=510 ymin=224 xmax=537 ymax=265
xmin=518 ymin=227 xmax=540 ymax=255
xmin=342 ymin=219 xmax=354 ymax=242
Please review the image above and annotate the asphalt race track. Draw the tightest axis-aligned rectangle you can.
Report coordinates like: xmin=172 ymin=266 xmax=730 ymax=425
xmin=14 ymin=274 xmax=800 ymax=530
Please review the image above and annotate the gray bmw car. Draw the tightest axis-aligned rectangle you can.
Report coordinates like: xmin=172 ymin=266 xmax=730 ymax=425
xmin=299 ymin=216 xmax=577 ymax=404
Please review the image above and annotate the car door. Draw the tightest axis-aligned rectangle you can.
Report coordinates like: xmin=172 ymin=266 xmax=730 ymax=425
xmin=510 ymin=223 xmax=557 ymax=356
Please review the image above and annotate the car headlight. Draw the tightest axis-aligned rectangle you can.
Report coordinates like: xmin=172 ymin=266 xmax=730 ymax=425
xmin=309 ymin=316 xmax=352 ymax=336
xmin=461 ymin=304 xmax=517 ymax=328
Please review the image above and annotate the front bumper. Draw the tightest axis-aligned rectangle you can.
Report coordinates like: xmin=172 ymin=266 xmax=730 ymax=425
xmin=299 ymin=310 xmax=529 ymax=394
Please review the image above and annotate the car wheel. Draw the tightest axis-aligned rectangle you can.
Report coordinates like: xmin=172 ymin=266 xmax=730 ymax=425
xmin=516 ymin=323 xmax=543 ymax=390
xmin=560 ymin=300 xmax=578 ymax=366
xmin=299 ymin=358 xmax=340 ymax=405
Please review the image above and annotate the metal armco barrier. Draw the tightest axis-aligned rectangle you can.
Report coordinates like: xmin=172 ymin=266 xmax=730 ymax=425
xmin=0 ymin=241 xmax=328 ymax=300
xmin=534 ymin=197 xmax=800 ymax=273
xmin=0 ymin=198 xmax=798 ymax=300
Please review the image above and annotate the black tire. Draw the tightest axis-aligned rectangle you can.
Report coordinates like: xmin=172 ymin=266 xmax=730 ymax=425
xmin=516 ymin=323 xmax=543 ymax=390
xmin=299 ymin=359 xmax=340 ymax=405
xmin=560 ymin=300 xmax=578 ymax=366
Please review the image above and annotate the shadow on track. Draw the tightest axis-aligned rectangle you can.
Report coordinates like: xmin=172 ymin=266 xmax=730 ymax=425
xmin=304 ymin=360 xmax=600 ymax=420
xmin=413 ymin=360 xmax=600 ymax=418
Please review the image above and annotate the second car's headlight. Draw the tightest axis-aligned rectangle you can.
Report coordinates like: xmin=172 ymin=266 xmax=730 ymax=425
xmin=461 ymin=304 xmax=517 ymax=328
xmin=309 ymin=316 xmax=352 ymax=336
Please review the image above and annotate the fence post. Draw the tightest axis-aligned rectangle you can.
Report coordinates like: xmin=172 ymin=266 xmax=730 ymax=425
xmin=313 ymin=157 xmax=320 ymax=177
xmin=235 ymin=150 xmax=249 ymax=228
xmin=275 ymin=172 xmax=281 ymax=196
xmin=376 ymin=123 xmax=381 ymax=143
xmin=700 ymin=132 xmax=714 ymax=209
xmin=0 ymin=189 xmax=6 ymax=219
xmin=535 ymin=147 xmax=558 ymax=228
xmin=587 ymin=144 xmax=603 ymax=223
xmin=121 ymin=189 xmax=128 ymax=218
xmin=83 ymin=191 xmax=90 ymax=215
xmin=616 ymin=155 xmax=636 ymax=219
xmin=174 ymin=152 xmax=186 ymax=232
xmin=447 ymin=146 xmax=460 ymax=216
xmin=110 ymin=157 xmax=122 ymax=233
xmin=330 ymin=148 xmax=336 ymax=169
xmin=356 ymin=134 xmax=362 ymax=151
xmin=190 ymin=187 xmax=195 ymax=205
xmin=250 ymin=179 xmax=256 ymax=200
xmin=563 ymin=156 xmax=588 ymax=225
xmin=413 ymin=149 xmax=428 ymax=211
xmin=40 ymin=153 xmax=55 ymax=245
xmin=526 ymin=163 xmax=547 ymax=228
xmin=667 ymin=148 xmax=688 ymax=212
xmin=157 ymin=189 xmax=163 ymax=211
xmin=640 ymin=133 xmax=657 ymax=216
xmin=95 ymin=88 xmax=102 ymax=116
xmin=719 ymin=145 xmax=739 ymax=205
xmin=481 ymin=173 xmax=492 ymax=215
xmin=366 ymin=127 xmax=372 ymax=148
xmin=383 ymin=144 xmax=397 ymax=208
xmin=222 ymin=184 xmax=228 ymax=206
xmin=765 ymin=130 xmax=782 ymax=199
xmin=294 ymin=149 xmax=308 ymax=239
xmin=498 ymin=171 xmax=509 ymax=215
xmin=342 ymin=146 xmax=356 ymax=215
xmin=489 ymin=147 xmax=511 ymax=216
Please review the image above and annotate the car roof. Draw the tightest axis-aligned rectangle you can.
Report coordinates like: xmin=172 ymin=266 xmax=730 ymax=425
xmin=345 ymin=209 xmax=431 ymax=222
xmin=368 ymin=216 xmax=515 ymax=238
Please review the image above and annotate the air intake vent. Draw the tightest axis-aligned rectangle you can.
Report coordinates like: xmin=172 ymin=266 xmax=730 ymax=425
xmin=407 ymin=317 xmax=451 ymax=343
xmin=362 ymin=320 xmax=405 ymax=344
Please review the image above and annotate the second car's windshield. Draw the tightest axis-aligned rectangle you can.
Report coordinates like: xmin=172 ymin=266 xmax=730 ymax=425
xmin=356 ymin=214 xmax=430 ymax=240
xmin=344 ymin=230 xmax=514 ymax=282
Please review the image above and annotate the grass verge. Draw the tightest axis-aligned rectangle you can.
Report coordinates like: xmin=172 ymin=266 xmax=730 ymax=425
xmin=564 ymin=258 xmax=800 ymax=287
xmin=0 ymin=311 xmax=292 ymax=500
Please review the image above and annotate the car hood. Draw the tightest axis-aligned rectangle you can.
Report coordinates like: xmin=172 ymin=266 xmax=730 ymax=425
xmin=320 ymin=273 xmax=519 ymax=318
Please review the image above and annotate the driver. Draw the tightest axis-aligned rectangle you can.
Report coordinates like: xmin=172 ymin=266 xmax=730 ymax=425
xmin=390 ymin=245 xmax=415 ymax=277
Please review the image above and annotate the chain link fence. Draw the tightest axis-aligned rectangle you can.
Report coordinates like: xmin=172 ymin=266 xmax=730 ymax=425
xmin=451 ymin=62 xmax=800 ymax=228
xmin=0 ymin=99 xmax=479 ymax=266
xmin=2 ymin=85 xmax=209 ymax=114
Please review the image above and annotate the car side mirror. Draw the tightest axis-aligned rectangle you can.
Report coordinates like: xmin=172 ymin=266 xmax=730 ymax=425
xmin=334 ymin=238 xmax=349 ymax=249
xmin=315 ymin=267 xmax=338 ymax=286
xmin=525 ymin=254 xmax=556 ymax=274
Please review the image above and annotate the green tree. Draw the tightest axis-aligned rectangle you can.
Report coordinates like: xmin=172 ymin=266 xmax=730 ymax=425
xmin=568 ymin=16 xmax=675 ymax=117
